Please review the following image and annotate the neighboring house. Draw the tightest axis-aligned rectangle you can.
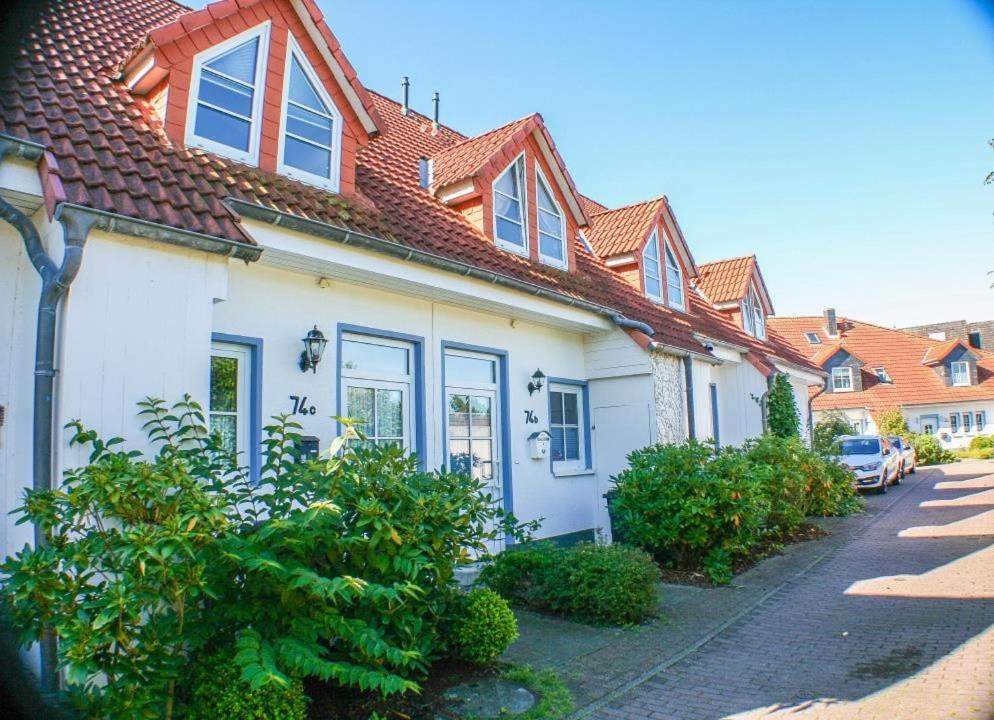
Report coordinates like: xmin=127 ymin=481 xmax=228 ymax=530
xmin=0 ymin=0 xmax=824 ymax=569
xmin=771 ymin=310 xmax=994 ymax=448
xmin=902 ymin=319 xmax=994 ymax=352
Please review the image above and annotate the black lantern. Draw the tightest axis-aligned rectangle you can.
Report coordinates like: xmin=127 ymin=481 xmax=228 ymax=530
xmin=527 ymin=368 xmax=545 ymax=396
xmin=299 ymin=325 xmax=328 ymax=373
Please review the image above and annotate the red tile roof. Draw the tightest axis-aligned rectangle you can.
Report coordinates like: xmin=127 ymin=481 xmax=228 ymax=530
xmin=921 ymin=338 xmax=971 ymax=365
xmin=697 ymin=255 xmax=755 ymax=304
xmin=770 ymin=316 xmax=994 ymax=411
xmin=429 ymin=115 xmax=537 ymax=191
xmin=583 ymin=197 xmax=664 ymax=258
xmin=0 ymin=0 xmax=822 ymax=378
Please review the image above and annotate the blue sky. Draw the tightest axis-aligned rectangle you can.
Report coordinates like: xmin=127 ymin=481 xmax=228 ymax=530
xmin=197 ymin=0 xmax=994 ymax=327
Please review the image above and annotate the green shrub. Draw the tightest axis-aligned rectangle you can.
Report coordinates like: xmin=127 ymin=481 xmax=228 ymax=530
xmin=803 ymin=452 xmax=862 ymax=516
xmin=812 ymin=411 xmax=855 ymax=455
xmin=611 ymin=441 xmax=768 ymax=584
xmin=480 ymin=542 xmax=659 ymax=625
xmin=952 ymin=446 xmax=994 ymax=460
xmin=969 ymin=435 xmax=994 ymax=451
xmin=876 ymin=408 xmax=909 ymax=437
xmin=910 ymin=433 xmax=955 ymax=465
xmin=767 ymin=373 xmax=801 ymax=439
xmin=743 ymin=435 xmax=809 ymax=534
xmin=180 ymin=647 xmax=307 ymax=720
xmin=450 ymin=589 xmax=518 ymax=664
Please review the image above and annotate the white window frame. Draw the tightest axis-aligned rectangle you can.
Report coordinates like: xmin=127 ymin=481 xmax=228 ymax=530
xmin=339 ymin=333 xmax=414 ymax=451
xmin=951 ymin=360 xmax=970 ymax=387
xmin=743 ymin=294 xmax=756 ymax=335
xmin=750 ymin=286 xmax=765 ymax=339
xmin=492 ymin=153 xmax=529 ymax=257
xmin=805 ymin=332 xmax=821 ymax=344
xmin=663 ymin=238 xmax=685 ymax=311
xmin=549 ymin=383 xmax=585 ymax=474
xmin=831 ymin=366 xmax=853 ymax=392
xmin=950 ymin=413 xmax=960 ymax=434
xmin=535 ymin=166 xmax=567 ymax=269
xmin=642 ymin=229 xmax=663 ymax=302
xmin=186 ymin=22 xmax=271 ymax=165
xmin=209 ymin=341 xmax=252 ymax=459
xmin=963 ymin=412 xmax=973 ymax=434
xmin=277 ymin=34 xmax=344 ymax=192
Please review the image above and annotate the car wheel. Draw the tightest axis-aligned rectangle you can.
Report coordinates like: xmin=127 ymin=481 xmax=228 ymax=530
xmin=908 ymin=462 xmax=916 ymax=474
xmin=895 ymin=463 xmax=903 ymax=485
xmin=877 ymin=473 xmax=888 ymax=494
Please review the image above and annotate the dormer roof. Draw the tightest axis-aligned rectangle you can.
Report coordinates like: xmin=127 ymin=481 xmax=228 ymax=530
xmin=428 ymin=113 xmax=588 ymax=227
xmin=697 ymin=255 xmax=774 ymax=313
xmin=811 ymin=344 xmax=863 ymax=367
xmin=921 ymin=338 xmax=977 ymax=365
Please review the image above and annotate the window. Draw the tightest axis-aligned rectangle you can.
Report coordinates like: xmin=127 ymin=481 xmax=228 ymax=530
xmin=977 ymin=412 xmax=987 ymax=432
xmin=950 ymin=413 xmax=960 ymax=434
xmin=340 ymin=334 xmax=414 ymax=450
xmin=920 ymin=415 xmax=937 ymax=435
xmin=742 ymin=286 xmax=764 ymax=339
xmin=963 ymin=412 xmax=973 ymax=433
xmin=664 ymin=241 xmax=684 ymax=310
xmin=968 ymin=331 xmax=983 ymax=349
xmin=751 ymin=288 xmax=765 ymax=339
xmin=279 ymin=38 xmax=342 ymax=189
xmin=549 ymin=383 xmax=588 ymax=472
xmin=642 ymin=230 xmax=662 ymax=301
xmin=831 ymin=366 xmax=853 ymax=392
xmin=951 ymin=361 xmax=970 ymax=387
xmin=189 ymin=24 xmax=269 ymax=164
xmin=874 ymin=367 xmax=891 ymax=383
xmin=805 ymin=332 xmax=822 ymax=344
xmin=743 ymin=296 xmax=756 ymax=336
xmin=493 ymin=155 xmax=528 ymax=255
xmin=536 ymin=168 xmax=566 ymax=268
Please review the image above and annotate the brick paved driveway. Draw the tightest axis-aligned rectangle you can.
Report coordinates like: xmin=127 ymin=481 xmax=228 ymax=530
xmin=589 ymin=462 xmax=994 ymax=720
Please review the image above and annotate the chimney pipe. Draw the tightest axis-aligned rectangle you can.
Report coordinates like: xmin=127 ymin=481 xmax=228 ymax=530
xmin=432 ymin=92 xmax=440 ymax=132
xmin=824 ymin=308 xmax=838 ymax=337
xmin=401 ymin=76 xmax=410 ymax=116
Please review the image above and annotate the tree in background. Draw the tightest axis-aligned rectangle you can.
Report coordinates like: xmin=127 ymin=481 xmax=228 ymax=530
xmin=876 ymin=408 xmax=909 ymax=437
xmin=766 ymin=373 xmax=800 ymax=439
xmin=812 ymin=411 xmax=854 ymax=455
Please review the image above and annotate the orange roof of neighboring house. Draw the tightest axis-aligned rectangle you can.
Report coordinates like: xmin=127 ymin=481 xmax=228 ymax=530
xmin=0 ymin=0 xmax=823 ymax=377
xmin=770 ymin=316 xmax=994 ymax=411
xmin=809 ymin=343 xmax=863 ymax=367
xmin=584 ymin=197 xmax=665 ymax=259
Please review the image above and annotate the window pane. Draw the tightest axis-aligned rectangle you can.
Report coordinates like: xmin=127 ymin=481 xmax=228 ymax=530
xmin=194 ymin=104 xmax=251 ymax=151
xmin=643 ymin=234 xmax=659 ymax=261
xmin=473 ymin=440 xmax=493 ymax=481
xmin=449 ymin=439 xmax=472 ymax=476
xmin=645 ymin=274 xmax=661 ymax=299
xmin=448 ymin=394 xmax=470 ymax=437
xmin=375 ymin=389 xmax=403 ymax=439
xmin=284 ymin=136 xmax=331 ymax=178
xmin=550 ymin=426 xmax=565 ymax=462
xmin=210 ymin=356 xmax=238 ymax=412
xmin=550 ymin=392 xmax=564 ymax=425
xmin=539 ymin=208 xmax=562 ymax=236
xmin=494 ymin=193 xmax=521 ymax=220
xmin=537 ymin=175 xmax=556 ymax=213
xmin=206 ymin=37 xmax=259 ymax=83
xmin=346 ymin=386 xmax=375 ymax=436
xmin=287 ymin=104 xmax=333 ymax=147
xmin=563 ymin=392 xmax=579 ymax=425
xmin=445 ymin=354 xmax=496 ymax=384
xmin=496 ymin=217 xmax=523 ymax=246
xmin=199 ymin=71 xmax=254 ymax=117
xmin=495 ymin=164 xmax=519 ymax=197
xmin=470 ymin=395 xmax=492 ymax=438
xmin=210 ymin=414 xmax=237 ymax=454
xmin=540 ymin=232 xmax=564 ymax=261
xmin=341 ymin=339 xmax=409 ymax=376
xmin=564 ymin=427 xmax=580 ymax=461
xmin=288 ymin=56 xmax=328 ymax=113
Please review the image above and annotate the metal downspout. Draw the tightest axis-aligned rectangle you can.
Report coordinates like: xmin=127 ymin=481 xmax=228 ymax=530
xmin=683 ymin=356 xmax=696 ymax=440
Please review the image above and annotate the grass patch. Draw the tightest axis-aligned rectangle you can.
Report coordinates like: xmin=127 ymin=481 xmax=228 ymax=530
xmin=498 ymin=666 xmax=572 ymax=720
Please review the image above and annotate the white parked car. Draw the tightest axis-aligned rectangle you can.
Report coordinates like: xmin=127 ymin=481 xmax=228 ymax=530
xmin=837 ymin=435 xmax=902 ymax=494
xmin=888 ymin=436 xmax=917 ymax=478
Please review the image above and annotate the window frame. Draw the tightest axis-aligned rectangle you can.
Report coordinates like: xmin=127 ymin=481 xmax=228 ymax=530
xmin=546 ymin=378 xmax=592 ymax=475
xmin=186 ymin=22 xmax=271 ymax=165
xmin=951 ymin=360 xmax=970 ymax=387
xmin=963 ymin=411 xmax=973 ymax=434
xmin=663 ymin=238 xmax=685 ymax=311
xmin=805 ymin=332 xmax=822 ymax=345
xmin=492 ymin=153 xmax=529 ymax=257
xmin=750 ymin=286 xmax=765 ymax=339
xmin=210 ymin=334 xmax=263 ymax=482
xmin=873 ymin=367 xmax=891 ymax=383
xmin=535 ymin=165 xmax=567 ymax=269
xmin=977 ymin=411 xmax=987 ymax=432
xmin=831 ymin=366 xmax=853 ymax=392
xmin=276 ymin=34 xmax=344 ymax=191
xmin=642 ymin=229 xmax=663 ymax=302
xmin=950 ymin=412 xmax=960 ymax=434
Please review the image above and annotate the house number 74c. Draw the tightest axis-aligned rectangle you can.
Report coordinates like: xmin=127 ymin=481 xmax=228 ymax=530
xmin=289 ymin=395 xmax=317 ymax=415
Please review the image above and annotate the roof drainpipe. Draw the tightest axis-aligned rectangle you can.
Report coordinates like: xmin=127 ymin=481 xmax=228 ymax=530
xmin=401 ymin=76 xmax=410 ymax=116
xmin=0 ymin=142 xmax=96 ymax=692
xmin=609 ymin=313 xmax=655 ymax=337
xmin=683 ymin=356 xmax=696 ymax=440
xmin=432 ymin=92 xmax=440 ymax=133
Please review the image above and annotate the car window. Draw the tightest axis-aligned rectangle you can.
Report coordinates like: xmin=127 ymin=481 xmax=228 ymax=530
xmin=841 ymin=438 xmax=880 ymax=455
xmin=889 ymin=437 xmax=902 ymax=450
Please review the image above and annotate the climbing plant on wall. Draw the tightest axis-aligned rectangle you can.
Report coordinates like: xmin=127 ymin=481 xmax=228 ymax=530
xmin=766 ymin=373 xmax=800 ymax=439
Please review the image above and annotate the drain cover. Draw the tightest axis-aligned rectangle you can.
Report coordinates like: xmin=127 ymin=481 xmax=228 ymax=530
xmin=444 ymin=679 xmax=536 ymax=717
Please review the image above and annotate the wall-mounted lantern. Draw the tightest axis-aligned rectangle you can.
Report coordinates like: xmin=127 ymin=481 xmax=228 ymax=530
xmin=527 ymin=368 xmax=546 ymax=396
xmin=299 ymin=325 xmax=328 ymax=373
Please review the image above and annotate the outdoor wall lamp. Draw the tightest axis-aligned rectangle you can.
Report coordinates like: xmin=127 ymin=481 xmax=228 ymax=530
xmin=527 ymin=368 xmax=546 ymax=396
xmin=299 ymin=325 xmax=328 ymax=373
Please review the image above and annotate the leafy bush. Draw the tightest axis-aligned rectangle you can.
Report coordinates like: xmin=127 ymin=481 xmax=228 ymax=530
xmin=969 ymin=435 xmax=994 ymax=451
xmin=611 ymin=441 xmax=768 ymax=584
xmin=876 ymin=408 xmax=909 ymax=437
xmin=952 ymin=446 xmax=994 ymax=460
xmin=180 ymin=647 xmax=307 ymax=720
xmin=803 ymin=452 xmax=862 ymax=516
xmin=449 ymin=589 xmax=518 ymax=664
xmin=766 ymin=374 xmax=801 ymax=439
xmin=480 ymin=542 xmax=659 ymax=625
xmin=743 ymin=435 xmax=809 ymax=534
xmin=812 ymin=411 xmax=855 ymax=455
xmin=909 ymin=433 xmax=955 ymax=466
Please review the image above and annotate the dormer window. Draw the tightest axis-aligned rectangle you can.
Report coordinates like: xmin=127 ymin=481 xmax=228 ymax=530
xmin=536 ymin=168 xmax=566 ymax=268
xmin=664 ymin=241 xmax=684 ymax=310
xmin=874 ymin=367 xmax=892 ymax=383
xmin=832 ymin=366 xmax=853 ymax=392
xmin=188 ymin=24 xmax=270 ymax=164
xmin=951 ymin=360 xmax=970 ymax=386
xmin=278 ymin=38 xmax=343 ymax=190
xmin=805 ymin=332 xmax=821 ymax=344
xmin=743 ymin=285 xmax=765 ymax=339
xmin=493 ymin=154 xmax=528 ymax=255
xmin=643 ymin=230 xmax=662 ymax=301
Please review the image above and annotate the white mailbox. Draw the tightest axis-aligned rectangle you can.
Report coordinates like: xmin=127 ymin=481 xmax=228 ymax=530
xmin=528 ymin=430 xmax=552 ymax=460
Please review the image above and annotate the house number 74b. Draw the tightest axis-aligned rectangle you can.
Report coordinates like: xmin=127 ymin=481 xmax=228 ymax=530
xmin=290 ymin=395 xmax=317 ymax=415
xmin=524 ymin=410 xmax=539 ymax=424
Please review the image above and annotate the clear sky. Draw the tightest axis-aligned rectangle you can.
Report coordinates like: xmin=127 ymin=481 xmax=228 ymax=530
xmin=196 ymin=0 xmax=994 ymax=327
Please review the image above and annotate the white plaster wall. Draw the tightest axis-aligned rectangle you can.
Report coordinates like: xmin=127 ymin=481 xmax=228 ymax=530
xmin=903 ymin=401 xmax=994 ymax=449
xmin=583 ymin=328 xmax=651 ymax=379
xmin=711 ymin=359 xmax=766 ymax=447
xmin=813 ymin=408 xmax=875 ymax=436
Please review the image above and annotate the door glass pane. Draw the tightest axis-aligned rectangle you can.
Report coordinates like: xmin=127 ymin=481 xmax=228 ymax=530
xmin=346 ymin=386 xmax=375 ymax=436
xmin=448 ymin=394 xmax=470 ymax=437
xmin=474 ymin=440 xmax=493 ymax=481
xmin=449 ymin=439 xmax=471 ymax=476
xmin=210 ymin=356 xmax=238 ymax=412
xmin=470 ymin=395 xmax=492 ymax=438
xmin=376 ymin=389 xmax=403 ymax=439
xmin=445 ymin=355 xmax=496 ymax=384
xmin=341 ymin=340 xmax=409 ymax=376
xmin=211 ymin=414 xmax=237 ymax=454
